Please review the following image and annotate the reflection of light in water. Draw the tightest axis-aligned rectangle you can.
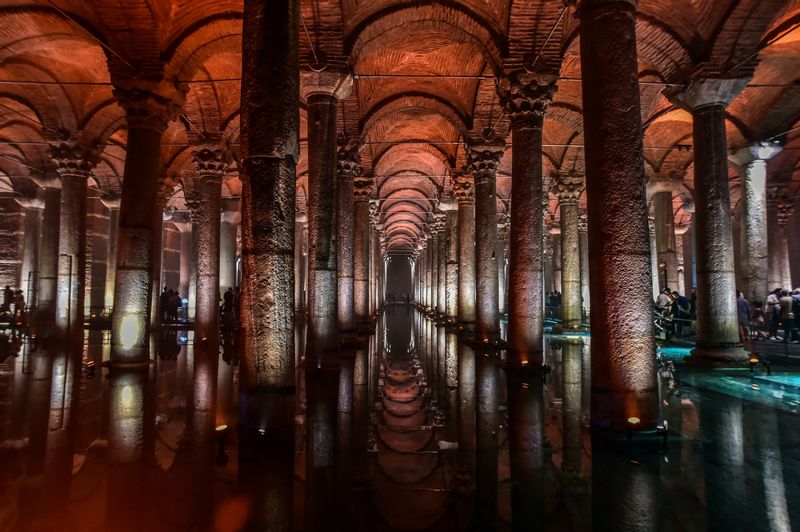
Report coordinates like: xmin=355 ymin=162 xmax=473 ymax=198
xmin=119 ymin=315 xmax=143 ymax=349
xmin=120 ymin=384 xmax=134 ymax=411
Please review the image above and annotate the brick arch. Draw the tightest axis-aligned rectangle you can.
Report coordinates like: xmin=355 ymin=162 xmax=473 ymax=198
xmin=361 ymin=93 xmax=470 ymax=139
xmin=163 ymin=15 xmax=242 ymax=81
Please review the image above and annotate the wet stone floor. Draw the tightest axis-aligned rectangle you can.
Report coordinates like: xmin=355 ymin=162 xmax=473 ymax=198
xmin=0 ymin=308 xmax=799 ymax=530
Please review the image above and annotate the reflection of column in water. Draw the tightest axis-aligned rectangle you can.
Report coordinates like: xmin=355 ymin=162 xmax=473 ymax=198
xmin=8 ymin=346 xmax=30 ymax=445
xmin=562 ymin=340 xmax=583 ymax=475
xmin=20 ymin=350 xmax=53 ymax=524
xmin=353 ymin=347 xmax=369 ymax=481
xmin=305 ymin=367 xmax=340 ymax=531
xmin=457 ymin=342 xmax=476 ymax=476
xmin=506 ymin=368 xmax=546 ymax=528
xmin=756 ymin=409 xmax=791 ymax=531
xmin=445 ymin=332 xmax=459 ymax=440
xmin=437 ymin=324 xmax=447 ymax=402
xmin=474 ymin=350 xmax=500 ymax=529
xmin=336 ymin=352 xmax=355 ymax=521
xmin=592 ymin=446 xmax=660 ymax=532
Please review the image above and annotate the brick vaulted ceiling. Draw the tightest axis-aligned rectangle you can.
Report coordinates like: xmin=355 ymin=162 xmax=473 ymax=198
xmin=0 ymin=1 xmax=798 ymax=252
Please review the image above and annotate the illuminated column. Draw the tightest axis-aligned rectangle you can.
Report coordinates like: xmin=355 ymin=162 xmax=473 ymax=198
xmin=294 ymin=213 xmax=307 ymax=316
xmin=578 ymin=211 xmax=590 ymax=316
xmin=648 ymin=217 xmax=659 ymax=301
xmin=452 ymin=173 xmax=475 ymax=325
xmin=239 ymin=0 xmax=299 ymax=436
xmin=337 ymin=136 xmax=361 ymax=336
xmin=561 ymin=340 xmax=583 ymax=475
xmin=186 ymin=204 xmax=200 ymax=319
xmin=579 ymin=0 xmax=658 ymax=426
xmin=429 ymin=223 xmax=440 ymax=313
xmin=653 ymin=189 xmax=679 ymax=291
xmin=353 ymin=176 xmax=373 ymax=327
xmin=767 ymin=185 xmax=789 ymax=290
xmin=553 ymin=171 xmax=584 ymax=329
xmin=18 ymin=197 xmax=43 ymax=306
xmin=675 ymin=223 xmax=689 ymax=296
xmin=219 ymin=197 xmax=240 ymax=294
xmin=34 ymin=178 xmax=61 ymax=324
xmin=302 ymin=70 xmax=352 ymax=361
xmin=776 ymin=199 xmax=793 ymax=289
xmin=444 ymin=207 xmax=458 ymax=320
xmin=468 ymin=140 xmax=505 ymax=340
xmin=434 ymin=212 xmax=447 ymax=316
xmin=111 ymin=87 xmax=184 ymax=364
xmin=669 ymin=75 xmax=748 ymax=364
xmin=102 ymin=195 xmax=121 ymax=311
xmin=51 ymin=142 xmax=96 ymax=352
xmin=498 ymin=69 xmax=556 ymax=360
xmin=369 ymin=204 xmax=382 ymax=313
xmin=192 ymin=146 xmax=227 ymax=345
xmin=496 ymin=213 xmax=509 ymax=316
xmin=730 ymin=142 xmax=781 ymax=303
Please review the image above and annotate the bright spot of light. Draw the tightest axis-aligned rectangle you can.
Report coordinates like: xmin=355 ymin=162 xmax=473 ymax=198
xmin=119 ymin=315 xmax=142 ymax=349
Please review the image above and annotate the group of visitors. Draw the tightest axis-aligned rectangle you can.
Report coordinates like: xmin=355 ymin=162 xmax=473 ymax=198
xmin=739 ymin=287 xmax=800 ymax=343
xmin=654 ymin=287 xmax=694 ymax=338
xmin=159 ymin=287 xmax=184 ymax=323
xmin=1 ymin=285 xmax=26 ymax=324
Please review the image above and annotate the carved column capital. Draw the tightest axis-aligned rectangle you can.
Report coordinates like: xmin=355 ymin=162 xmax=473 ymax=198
xmin=497 ymin=67 xmax=558 ymax=127
xmin=730 ymin=140 xmax=783 ymax=167
xmin=337 ymin=133 xmax=363 ymax=181
xmin=767 ymin=184 xmax=788 ymax=207
xmin=467 ymin=139 xmax=506 ymax=180
xmin=353 ymin=176 xmax=374 ymax=202
xmin=551 ymin=170 xmax=584 ymax=205
xmin=49 ymin=141 xmax=98 ymax=178
xmin=577 ymin=211 xmax=588 ymax=232
xmin=776 ymin=200 xmax=794 ymax=226
xmin=301 ymin=70 xmax=353 ymax=102
xmin=192 ymin=145 xmax=228 ymax=181
xmin=114 ymin=87 xmax=185 ymax=132
xmin=664 ymin=73 xmax=748 ymax=112
xmin=496 ymin=212 xmax=510 ymax=238
xmin=451 ymin=172 xmax=475 ymax=203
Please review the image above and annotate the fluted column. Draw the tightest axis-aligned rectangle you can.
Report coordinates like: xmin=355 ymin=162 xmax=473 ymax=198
xmin=102 ymin=195 xmax=121 ymax=311
xmin=192 ymin=146 xmax=227 ymax=345
xmin=553 ymin=171 xmax=584 ymax=329
xmin=219 ymin=197 xmax=239 ymax=294
xmin=354 ymin=176 xmax=373 ymax=327
xmin=730 ymin=143 xmax=781 ymax=303
xmin=452 ymin=174 xmax=476 ymax=325
xmin=579 ymin=0 xmax=658 ymax=427
xmin=468 ymin=140 xmax=505 ymax=341
xmin=239 ymin=0 xmax=299 ymax=418
xmin=497 ymin=69 xmax=556 ymax=360
xmin=578 ymin=212 xmax=590 ymax=317
xmin=51 ymin=142 xmax=96 ymax=352
xmin=336 ymin=136 xmax=361 ymax=336
xmin=669 ymin=75 xmax=748 ymax=363
xmin=111 ymin=87 xmax=184 ymax=364
xmin=302 ymin=71 xmax=353 ymax=361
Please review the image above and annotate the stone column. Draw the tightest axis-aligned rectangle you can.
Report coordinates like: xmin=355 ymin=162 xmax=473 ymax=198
xmin=578 ymin=212 xmax=590 ymax=317
xmin=51 ymin=142 xmax=96 ymax=351
xmin=110 ymin=87 xmax=183 ymax=364
xmin=101 ymin=195 xmax=121 ymax=311
xmin=468 ymin=140 xmax=505 ymax=341
xmin=648 ymin=217 xmax=660 ymax=301
xmin=294 ymin=213 xmax=307 ymax=316
xmin=434 ymin=212 xmax=447 ymax=316
xmin=496 ymin=213 xmax=509 ymax=316
xmin=552 ymin=234 xmax=562 ymax=293
xmin=543 ymin=235 xmax=554 ymax=295
xmin=192 ymin=146 xmax=227 ymax=345
xmin=336 ymin=136 xmax=361 ymax=337
xmin=776 ymin=200 xmax=793 ymax=289
xmin=730 ymin=142 xmax=781 ymax=303
xmin=219 ymin=197 xmax=240 ymax=294
xmin=302 ymin=71 xmax=352 ymax=361
xmin=653 ymin=190 xmax=678 ymax=291
xmin=497 ymin=70 xmax=556 ymax=360
xmin=369 ymin=202 xmax=380 ymax=315
xmin=452 ymin=173 xmax=476 ymax=325
xmin=444 ymin=207 xmax=458 ymax=320
xmin=177 ymin=221 xmax=192 ymax=299
xmin=429 ymin=226 xmax=439 ymax=313
xmin=18 ymin=198 xmax=43 ymax=306
xmin=675 ymin=224 xmax=689 ymax=296
xmin=424 ymin=234 xmax=432 ymax=310
xmin=579 ymin=0 xmax=658 ymax=427
xmin=668 ymin=76 xmax=748 ymax=363
xmin=353 ymin=176 xmax=373 ymax=327
xmin=34 ymin=180 xmax=60 ymax=324
xmin=239 ymin=0 xmax=298 ymax=420
xmin=553 ymin=172 xmax=584 ymax=329
xmin=767 ymin=186 xmax=792 ymax=290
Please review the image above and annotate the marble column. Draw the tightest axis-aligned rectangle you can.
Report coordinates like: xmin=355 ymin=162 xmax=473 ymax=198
xmin=102 ymin=195 xmax=121 ymax=311
xmin=669 ymin=76 xmax=748 ymax=363
xmin=776 ymin=200 xmax=793 ymax=289
xmin=553 ymin=172 xmax=584 ymax=329
xmin=468 ymin=140 xmax=505 ymax=341
xmin=302 ymin=70 xmax=352 ymax=361
xmin=675 ymin=224 xmax=689 ymax=296
xmin=354 ymin=176 xmax=373 ymax=327
xmin=50 ymin=142 xmax=96 ymax=351
xmin=434 ymin=212 xmax=447 ymax=316
xmin=35 ymin=181 xmax=60 ymax=324
xmin=18 ymin=198 xmax=43 ymax=306
xmin=578 ymin=212 xmax=590 ymax=317
xmin=452 ymin=173 xmax=476 ymax=325
xmin=444 ymin=207 xmax=458 ymax=320
xmin=579 ymin=0 xmax=658 ymax=427
xmin=653 ymin=190 xmax=679 ymax=291
xmin=110 ymin=87 xmax=184 ymax=364
xmin=219 ymin=197 xmax=239 ymax=294
xmin=336 ymin=136 xmax=361 ymax=337
xmin=239 ymin=0 xmax=298 ymax=419
xmin=498 ymin=70 xmax=556 ymax=361
xmin=192 ymin=146 xmax=227 ymax=345
xmin=496 ymin=213 xmax=509 ymax=316
xmin=730 ymin=142 xmax=781 ymax=303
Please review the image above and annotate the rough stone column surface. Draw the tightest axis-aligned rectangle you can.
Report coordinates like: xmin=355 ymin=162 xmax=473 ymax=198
xmin=553 ymin=172 xmax=584 ymax=329
xmin=434 ymin=213 xmax=447 ymax=316
xmin=51 ymin=142 xmax=96 ymax=353
xmin=776 ymin=199 xmax=793 ymax=289
xmin=240 ymin=0 xmax=298 ymax=391
xmin=669 ymin=76 xmax=748 ymax=362
xmin=18 ymin=200 xmax=43 ymax=306
xmin=498 ymin=68 xmax=557 ymax=362
xmin=444 ymin=208 xmax=458 ymax=319
xmin=353 ymin=177 xmax=373 ymax=326
xmin=453 ymin=174 xmax=476 ymax=325
xmin=496 ymin=213 xmax=509 ymax=315
xmin=36 ymin=184 xmax=60 ymax=322
xmin=336 ymin=136 xmax=361 ymax=335
xmin=579 ymin=0 xmax=658 ymax=427
xmin=110 ymin=87 xmax=184 ymax=364
xmin=653 ymin=190 xmax=678 ymax=290
xmin=293 ymin=214 xmax=306 ymax=315
xmin=101 ymin=195 xmax=121 ymax=310
xmin=469 ymin=140 xmax=505 ymax=340
xmin=302 ymin=71 xmax=352 ymax=361
xmin=219 ymin=198 xmax=240 ymax=293
xmin=578 ymin=212 xmax=590 ymax=315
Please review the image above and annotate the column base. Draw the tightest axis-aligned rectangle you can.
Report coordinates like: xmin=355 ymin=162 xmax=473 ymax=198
xmin=685 ymin=344 xmax=750 ymax=368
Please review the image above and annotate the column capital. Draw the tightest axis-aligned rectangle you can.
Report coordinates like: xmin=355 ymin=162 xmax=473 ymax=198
xmin=729 ymin=140 xmax=783 ymax=167
xmin=767 ymin=184 xmax=788 ymax=206
xmin=221 ymin=197 xmax=241 ymax=224
xmin=497 ymin=67 xmax=558 ymax=127
xmin=301 ymin=70 xmax=353 ymax=102
xmin=337 ymin=133 xmax=363 ymax=181
xmin=467 ymin=138 xmax=505 ymax=179
xmin=30 ymin=170 xmax=61 ymax=190
xmin=551 ymin=170 xmax=584 ymax=205
xmin=192 ymin=145 xmax=229 ymax=181
xmin=114 ymin=86 xmax=185 ymax=132
xmin=674 ymin=222 xmax=691 ymax=235
xmin=776 ymin=200 xmax=793 ymax=226
xmin=49 ymin=141 xmax=98 ymax=178
xmin=431 ymin=212 xmax=447 ymax=235
xmin=368 ymin=200 xmax=381 ymax=227
xmin=577 ymin=211 xmax=588 ymax=232
xmin=353 ymin=175 xmax=374 ymax=201
xmin=665 ymin=75 xmax=748 ymax=112
xmin=186 ymin=199 xmax=201 ymax=223
xmin=497 ymin=211 xmax=510 ymax=230
xmin=15 ymin=195 xmax=44 ymax=210
xmin=648 ymin=216 xmax=656 ymax=234
xmin=100 ymin=193 xmax=121 ymax=210
xmin=451 ymin=172 xmax=475 ymax=203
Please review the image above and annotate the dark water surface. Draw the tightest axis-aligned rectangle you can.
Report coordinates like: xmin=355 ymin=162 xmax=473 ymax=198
xmin=1 ymin=308 xmax=799 ymax=530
